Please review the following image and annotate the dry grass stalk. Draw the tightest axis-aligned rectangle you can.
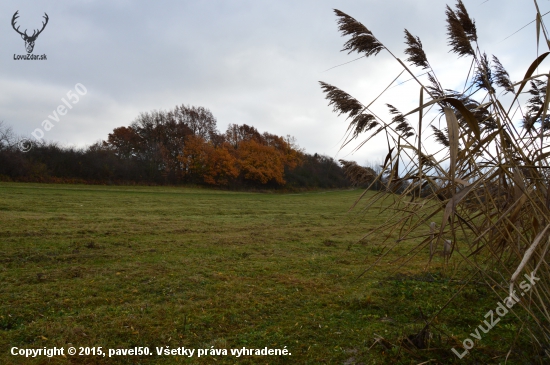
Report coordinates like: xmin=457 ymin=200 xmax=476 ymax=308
xmin=321 ymin=0 xmax=550 ymax=358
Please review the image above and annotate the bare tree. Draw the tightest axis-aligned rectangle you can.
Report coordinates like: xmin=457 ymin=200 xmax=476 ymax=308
xmin=0 ymin=121 xmax=16 ymax=150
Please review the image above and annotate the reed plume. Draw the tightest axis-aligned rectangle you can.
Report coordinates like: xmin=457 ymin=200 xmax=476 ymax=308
xmin=321 ymin=0 xmax=550 ymax=361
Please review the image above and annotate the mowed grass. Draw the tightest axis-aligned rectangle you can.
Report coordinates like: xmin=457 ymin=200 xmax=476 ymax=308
xmin=0 ymin=183 xmax=531 ymax=364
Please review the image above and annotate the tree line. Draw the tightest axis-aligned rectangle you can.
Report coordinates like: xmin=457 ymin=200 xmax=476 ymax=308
xmin=0 ymin=105 xmax=351 ymax=189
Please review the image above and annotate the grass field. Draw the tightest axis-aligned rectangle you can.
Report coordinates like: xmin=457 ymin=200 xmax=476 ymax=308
xmin=0 ymin=183 xmax=533 ymax=364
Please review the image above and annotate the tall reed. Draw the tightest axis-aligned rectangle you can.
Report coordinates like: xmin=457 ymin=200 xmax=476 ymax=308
xmin=321 ymin=0 xmax=550 ymax=359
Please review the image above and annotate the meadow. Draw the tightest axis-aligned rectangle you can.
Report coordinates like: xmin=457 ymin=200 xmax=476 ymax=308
xmin=0 ymin=183 xmax=532 ymax=364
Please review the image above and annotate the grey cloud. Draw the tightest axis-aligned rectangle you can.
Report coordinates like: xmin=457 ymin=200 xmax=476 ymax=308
xmin=0 ymin=0 xmax=547 ymax=164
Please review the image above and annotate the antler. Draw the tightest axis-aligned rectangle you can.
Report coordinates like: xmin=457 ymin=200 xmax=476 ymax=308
xmin=32 ymin=13 xmax=49 ymax=38
xmin=11 ymin=11 xmax=27 ymax=37
xmin=11 ymin=11 xmax=49 ymax=39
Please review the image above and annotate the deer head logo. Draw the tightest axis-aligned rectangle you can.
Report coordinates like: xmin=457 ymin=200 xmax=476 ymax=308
xmin=12 ymin=11 xmax=49 ymax=54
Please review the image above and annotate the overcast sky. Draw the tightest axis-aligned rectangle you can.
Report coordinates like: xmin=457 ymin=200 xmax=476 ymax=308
xmin=0 ymin=0 xmax=547 ymax=164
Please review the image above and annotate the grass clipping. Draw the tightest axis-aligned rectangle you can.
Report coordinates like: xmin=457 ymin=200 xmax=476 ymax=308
xmin=321 ymin=0 xmax=550 ymax=357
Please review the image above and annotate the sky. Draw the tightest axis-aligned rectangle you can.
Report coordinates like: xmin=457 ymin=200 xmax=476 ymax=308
xmin=0 ymin=0 xmax=548 ymax=165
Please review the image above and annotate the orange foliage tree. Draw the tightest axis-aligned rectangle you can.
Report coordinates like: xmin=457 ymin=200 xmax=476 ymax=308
xmin=237 ymin=139 xmax=286 ymax=185
xmin=177 ymin=123 xmax=302 ymax=186
xmin=222 ymin=124 xmax=303 ymax=186
xmin=180 ymin=135 xmax=239 ymax=186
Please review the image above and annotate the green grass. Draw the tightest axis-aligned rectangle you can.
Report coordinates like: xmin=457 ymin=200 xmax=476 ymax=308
xmin=0 ymin=183 xmax=534 ymax=364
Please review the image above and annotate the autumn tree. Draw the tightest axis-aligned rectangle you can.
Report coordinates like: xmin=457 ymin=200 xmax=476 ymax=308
xmin=225 ymin=124 xmax=264 ymax=148
xmin=263 ymin=133 xmax=302 ymax=171
xmin=221 ymin=124 xmax=303 ymax=185
xmin=1 ymin=106 xmax=344 ymax=188
xmin=104 ymin=105 xmax=220 ymax=183
xmin=236 ymin=139 xmax=285 ymax=184
xmin=180 ymin=135 xmax=238 ymax=186
xmin=174 ymin=105 xmax=218 ymax=142
xmin=105 ymin=126 xmax=140 ymax=159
